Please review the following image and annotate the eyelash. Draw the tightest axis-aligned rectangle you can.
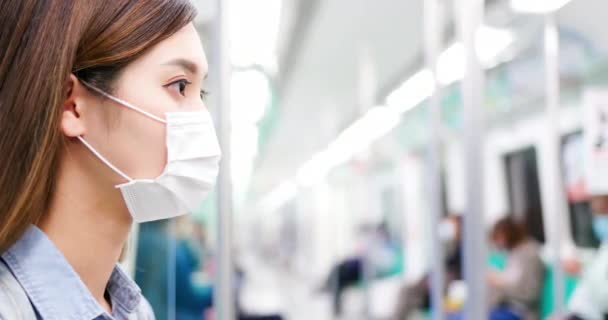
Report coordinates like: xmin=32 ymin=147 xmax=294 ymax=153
xmin=165 ymin=78 xmax=209 ymax=101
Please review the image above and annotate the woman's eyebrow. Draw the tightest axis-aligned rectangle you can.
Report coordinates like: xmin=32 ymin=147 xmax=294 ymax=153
xmin=162 ymin=58 xmax=207 ymax=79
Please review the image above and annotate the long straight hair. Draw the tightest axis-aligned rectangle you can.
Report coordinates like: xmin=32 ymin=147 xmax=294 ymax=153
xmin=0 ymin=0 xmax=197 ymax=253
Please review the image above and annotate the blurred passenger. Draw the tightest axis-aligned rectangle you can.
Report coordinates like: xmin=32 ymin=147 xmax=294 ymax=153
xmin=562 ymin=195 xmax=608 ymax=320
xmin=136 ymin=218 xmax=215 ymax=320
xmin=486 ymin=216 xmax=544 ymax=320
xmin=392 ymin=215 xmax=463 ymax=320
xmin=320 ymin=223 xmax=399 ymax=316
xmin=174 ymin=216 xmax=214 ymax=320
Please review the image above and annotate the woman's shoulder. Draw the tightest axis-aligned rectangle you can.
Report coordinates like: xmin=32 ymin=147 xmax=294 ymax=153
xmin=0 ymin=259 xmax=37 ymax=319
xmin=513 ymin=239 xmax=543 ymax=263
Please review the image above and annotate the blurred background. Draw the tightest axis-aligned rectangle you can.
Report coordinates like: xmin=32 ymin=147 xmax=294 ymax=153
xmin=126 ymin=0 xmax=608 ymax=319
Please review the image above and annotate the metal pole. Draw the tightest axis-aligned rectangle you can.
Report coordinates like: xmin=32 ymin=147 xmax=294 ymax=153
xmin=424 ymin=1 xmax=446 ymax=319
xmin=397 ymin=167 xmax=408 ymax=285
xmin=544 ymin=13 xmax=566 ymax=314
xmin=358 ymin=46 xmax=375 ymax=320
xmin=213 ymin=0 xmax=235 ymax=318
xmin=458 ymin=0 xmax=487 ymax=319
xmin=362 ymin=241 xmax=372 ymax=320
xmin=330 ymin=185 xmax=340 ymax=320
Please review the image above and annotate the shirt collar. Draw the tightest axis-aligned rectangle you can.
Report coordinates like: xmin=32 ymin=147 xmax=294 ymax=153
xmin=1 ymin=225 xmax=142 ymax=320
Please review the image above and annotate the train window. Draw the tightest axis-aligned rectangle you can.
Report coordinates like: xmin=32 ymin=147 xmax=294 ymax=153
xmin=504 ymin=147 xmax=546 ymax=243
xmin=561 ymin=132 xmax=599 ymax=248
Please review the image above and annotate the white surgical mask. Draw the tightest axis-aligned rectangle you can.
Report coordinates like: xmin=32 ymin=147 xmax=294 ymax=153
xmin=78 ymin=82 xmax=221 ymax=222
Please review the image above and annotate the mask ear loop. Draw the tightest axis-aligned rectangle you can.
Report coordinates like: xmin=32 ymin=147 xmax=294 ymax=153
xmin=77 ymin=136 xmax=133 ymax=185
xmin=80 ymin=80 xmax=167 ymax=124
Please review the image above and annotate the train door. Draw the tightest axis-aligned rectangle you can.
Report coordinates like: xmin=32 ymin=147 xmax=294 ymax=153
xmin=504 ymin=147 xmax=546 ymax=243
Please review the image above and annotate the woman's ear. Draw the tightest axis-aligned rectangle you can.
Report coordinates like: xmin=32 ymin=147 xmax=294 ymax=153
xmin=61 ymin=74 xmax=87 ymax=137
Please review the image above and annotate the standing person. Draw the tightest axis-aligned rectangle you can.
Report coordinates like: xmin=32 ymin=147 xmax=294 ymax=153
xmin=174 ymin=216 xmax=214 ymax=320
xmin=562 ymin=195 xmax=608 ymax=320
xmin=0 ymin=1 xmax=221 ymax=319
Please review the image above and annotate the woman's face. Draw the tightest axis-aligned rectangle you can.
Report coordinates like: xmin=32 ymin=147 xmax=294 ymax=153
xmin=591 ymin=195 xmax=608 ymax=215
xmin=79 ymin=23 xmax=209 ymax=182
xmin=492 ymin=233 xmax=507 ymax=251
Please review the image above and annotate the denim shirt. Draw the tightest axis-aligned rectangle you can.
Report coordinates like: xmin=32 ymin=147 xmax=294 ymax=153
xmin=0 ymin=225 xmax=155 ymax=320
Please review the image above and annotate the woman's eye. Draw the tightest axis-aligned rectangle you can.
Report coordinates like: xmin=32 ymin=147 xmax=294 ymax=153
xmin=166 ymin=79 xmax=191 ymax=96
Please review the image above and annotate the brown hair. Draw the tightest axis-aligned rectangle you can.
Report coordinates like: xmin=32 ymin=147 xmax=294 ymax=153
xmin=490 ymin=216 xmax=528 ymax=250
xmin=0 ymin=0 xmax=197 ymax=253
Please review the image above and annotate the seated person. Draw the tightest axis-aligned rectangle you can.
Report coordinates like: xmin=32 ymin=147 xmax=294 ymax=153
xmin=486 ymin=216 xmax=544 ymax=320
xmin=392 ymin=215 xmax=463 ymax=320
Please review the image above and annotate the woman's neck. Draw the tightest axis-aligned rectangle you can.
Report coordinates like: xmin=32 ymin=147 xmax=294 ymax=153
xmin=38 ymin=152 xmax=133 ymax=314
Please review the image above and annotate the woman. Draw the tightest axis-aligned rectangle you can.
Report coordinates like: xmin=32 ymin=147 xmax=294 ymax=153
xmin=0 ymin=1 xmax=221 ymax=319
xmin=486 ymin=216 xmax=544 ymax=320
